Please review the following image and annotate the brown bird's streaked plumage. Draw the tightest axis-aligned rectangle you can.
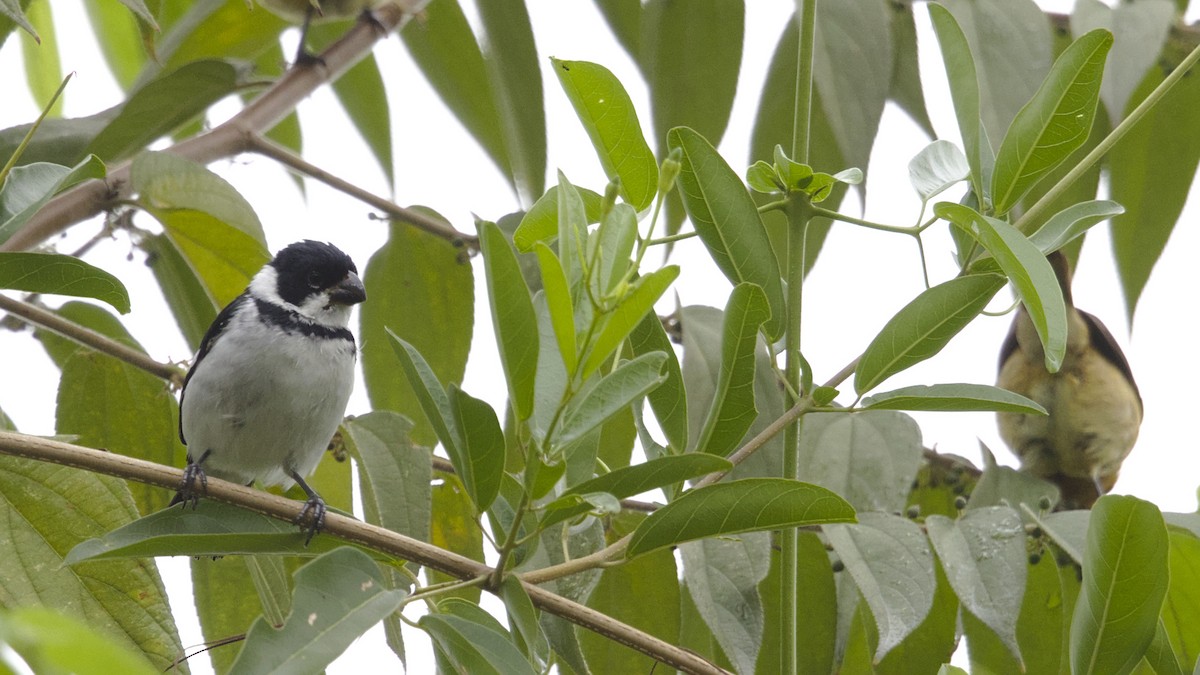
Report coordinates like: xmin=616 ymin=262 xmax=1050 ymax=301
xmin=996 ymin=251 xmax=1142 ymax=509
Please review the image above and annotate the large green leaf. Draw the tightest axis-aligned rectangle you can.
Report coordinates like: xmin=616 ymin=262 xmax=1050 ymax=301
xmin=1110 ymin=64 xmax=1200 ymax=318
xmin=0 ymin=252 xmax=129 ymax=313
xmin=428 ymin=475 xmax=486 ymax=603
xmin=0 ymin=606 xmax=157 ymax=675
xmin=991 ymin=29 xmax=1112 ymax=216
xmin=692 ymin=283 xmax=769 ymax=456
xmin=423 ymin=602 xmax=538 ymax=675
xmin=400 ymin=0 xmax=512 ymax=192
xmin=937 ymin=203 xmax=1067 ymax=370
xmin=1070 ymin=495 xmax=1169 ymax=675
xmin=447 ymin=385 xmax=505 ymax=513
xmin=190 ymin=556 xmax=266 ymax=672
xmin=82 ymin=0 xmax=145 ymax=90
xmin=0 ymin=454 xmax=182 ymax=670
xmin=1027 ymin=200 xmax=1125 ymax=255
xmin=626 ymin=478 xmax=855 ymax=557
xmin=668 ymin=126 xmax=784 ymax=340
xmin=940 ymin=0 xmax=1053 ymax=155
xmin=642 ymin=0 xmax=742 ymax=150
xmin=38 ymin=302 xmax=183 ymax=515
xmin=343 ymin=412 xmax=430 ymax=542
xmin=927 ymin=3 xmax=991 ymax=203
xmin=229 ymin=548 xmax=406 ymax=674
xmin=0 ymin=155 xmax=106 ymax=245
xmin=551 ymin=58 xmax=657 ymax=211
xmin=812 ymin=0 xmax=890 ymax=178
xmin=1162 ymin=530 xmax=1200 ymax=670
xmin=19 ymin=2 xmax=61 ymax=118
xmin=309 ymin=23 xmax=393 ymax=186
xmin=511 ymin=184 xmax=604 ymax=252
xmin=927 ymin=507 xmax=1027 ymax=663
xmin=133 ymin=150 xmax=265 ymax=245
xmin=154 ymin=1 xmax=285 ymax=73
xmin=855 ymin=272 xmax=1005 ymax=394
xmin=478 ymin=219 xmax=538 ymax=420
xmin=578 ymin=547 xmax=681 ymax=672
xmin=887 ymin=1 xmax=935 ymax=136
xmin=580 ymin=264 xmax=679 ymax=378
xmin=534 ymin=243 xmax=577 ymax=374
xmin=797 ymin=411 xmax=923 ymax=514
xmin=477 ymin=0 xmax=545 ymax=203
xmin=86 ymin=60 xmax=242 ymax=163
xmin=826 ymin=512 xmax=937 ymax=662
xmin=362 ymin=221 xmax=473 ymax=445
xmin=143 ymin=233 xmax=218 ymax=351
xmin=680 ymin=532 xmax=769 ymax=674
xmin=556 ymin=351 xmax=667 ymax=449
xmin=1072 ymin=0 xmax=1174 ymax=124
xmin=863 ymin=383 xmax=1046 ymax=415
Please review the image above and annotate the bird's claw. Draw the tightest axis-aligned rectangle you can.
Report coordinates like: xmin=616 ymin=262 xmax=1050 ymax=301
xmin=296 ymin=495 xmax=326 ymax=546
xmin=176 ymin=463 xmax=208 ymax=509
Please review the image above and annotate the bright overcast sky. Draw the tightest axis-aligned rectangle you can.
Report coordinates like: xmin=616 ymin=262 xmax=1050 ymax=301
xmin=1 ymin=0 xmax=1198 ymax=671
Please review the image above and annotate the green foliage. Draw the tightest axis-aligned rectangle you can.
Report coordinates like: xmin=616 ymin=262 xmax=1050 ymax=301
xmin=0 ymin=3 xmax=1196 ymax=674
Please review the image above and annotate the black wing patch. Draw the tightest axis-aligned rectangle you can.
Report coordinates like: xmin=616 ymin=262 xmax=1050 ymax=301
xmin=178 ymin=292 xmax=251 ymax=445
xmin=1080 ymin=309 xmax=1142 ymax=410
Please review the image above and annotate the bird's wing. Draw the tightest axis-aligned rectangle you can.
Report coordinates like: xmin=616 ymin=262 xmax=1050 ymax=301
xmin=1079 ymin=308 xmax=1142 ymax=410
xmin=997 ymin=317 xmax=1021 ymax=372
xmin=178 ymin=292 xmax=252 ymax=444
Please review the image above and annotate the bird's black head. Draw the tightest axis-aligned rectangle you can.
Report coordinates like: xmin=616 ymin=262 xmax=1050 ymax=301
xmin=270 ymin=240 xmax=366 ymax=307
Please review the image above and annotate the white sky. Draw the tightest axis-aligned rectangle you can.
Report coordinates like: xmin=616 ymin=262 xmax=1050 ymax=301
xmin=1 ymin=0 xmax=1198 ymax=672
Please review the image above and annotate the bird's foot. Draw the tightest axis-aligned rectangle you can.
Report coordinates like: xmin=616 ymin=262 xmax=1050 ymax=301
xmin=174 ymin=461 xmax=209 ymax=509
xmin=296 ymin=495 xmax=326 ymax=545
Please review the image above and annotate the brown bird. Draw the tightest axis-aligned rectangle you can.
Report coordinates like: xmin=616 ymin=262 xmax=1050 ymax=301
xmin=996 ymin=250 xmax=1142 ymax=509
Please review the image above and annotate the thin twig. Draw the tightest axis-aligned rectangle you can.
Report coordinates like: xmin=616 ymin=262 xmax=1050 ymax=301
xmin=0 ymin=431 xmax=728 ymax=675
xmin=0 ymin=294 xmax=184 ymax=386
xmin=245 ymin=135 xmax=478 ymax=251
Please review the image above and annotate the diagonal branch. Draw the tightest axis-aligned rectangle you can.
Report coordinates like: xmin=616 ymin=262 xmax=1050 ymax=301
xmin=0 ymin=431 xmax=729 ymax=675
xmin=0 ymin=0 xmax=464 ymax=253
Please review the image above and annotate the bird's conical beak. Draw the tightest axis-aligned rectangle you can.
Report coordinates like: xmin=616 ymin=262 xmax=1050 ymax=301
xmin=330 ymin=272 xmax=367 ymax=305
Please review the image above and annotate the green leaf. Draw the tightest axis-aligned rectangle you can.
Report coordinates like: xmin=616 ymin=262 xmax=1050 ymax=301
xmin=642 ymin=0 xmax=743 ymax=150
xmin=908 ymin=139 xmax=970 ymax=203
xmin=310 ymin=24 xmax=393 ymax=185
xmin=1072 ymin=0 xmax=1174 ymax=123
xmin=693 ymin=283 xmax=769 ymax=456
xmin=189 ymin=556 xmax=267 ymax=672
xmin=152 ymin=208 xmax=270 ymax=308
xmin=421 ymin=612 xmax=538 ymax=675
xmin=626 ymin=478 xmax=855 ymax=557
xmin=19 ymin=3 xmax=62 ymax=117
xmin=927 ymin=507 xmax=1027 ymax=663
xmin=551 ymin=58 xmax=657 ymax=210
xmin=812 ymin=0 xmax=890 ymax=180
xmin=971 ymin=444 xmax=1061 ymax=515
xmin=388 ymin=332 xmax=462 ymax=469
xmin=594 ymin=0 xmax=641 ymax=62
xmin=447 ymin=385 xmax=505 ymax=512
xmin=132 ymin=150 xmax=265 ymax=246
xmin=1027 ymin=200 xmax=1125 ymax=254
xmin=577 ymin=547 xmax=681 ymax=672
xmin=927 ymin=3 xmax=992 ymax=203
xmin=541 ymin=454 xmax=730 ymax=528
xmin=798 ymin=411 xmax=923 ymax=514
xmin=0 ymin=454 xmax=182 ymax=670
xmin=343 ymin=412 xmax=430 ymax=542
xmin=498 ymin=576 xmax=549 ymax=666
xmin=1162 ymin=529 xmax=1200 ymax=670
xmin=863 ymin=383 xmax=1047 ymax=414
xmin=556 ymin=351 xmax=667 ymax=448
xmin=0 ymin=607 xmax=157 ymax=675
xmin=855 ymin=272 xmax=1005 ymax=394
xmin=400 ymin=0 xmax=512 ymax=190
xmin=86 ymin=60 xmax=242 ymax=163
xmin=887 ymin=1 xmax=935 ymax=136
xmin=1110 ymin=63 xmax=1200 ymax=318
xmin=477 ymin=0 xmax=546 ymax=202
xmin=39 ymin=302 xmax=183 ymax=514
xmin=143 ymin=233 xmax=218 ymax=351
xmin=230 ymin=548 xmax=406 ymax=674
xmin=0 ymin=252 xmax=130 ymax=313
xmin=680 ymin=532 xmax=769 ymax=674
xmin=511 ymin=184 xmax=604 ymax=252
xmin=155 ymin=1 xmax=285 ymax=71
xmin=939 ymin=0 xmax=1054 ymax=158
xmin=825 ymin=512 xmax=936 ymax=662
xmin=82 ymin=0 xmax=146 ymax=90
xmin=428 ymin=475 xmax=486 ymax=603
xmin=628 ymin=311 xmax=687 ymax=450
xmin=592 ymin=202 xmax=638 ymax=296
xmin=65 ymin=501 xmax=375 ymax=562
xmin=1142 ymin=618 xmax=1186 ymax=675
xmin=937 ymin=203 xmax=1068 ymax=370
xmin=362 ymin=221 xmax=473 ymax=446
xmin=534 ymin=243 xmax=577 ymax=374
xmin=0 ymin=0 xmax=37 ymax=43
xmin=0 ymin=155 xmax=106 ymax=245
xmin=990 ymin=29 xmax=1112 ymax=216
xmin=1071 ymin=495 xmax=1169 ymax=675
xmin=581 ymin=264 xmax=679 ymax=377
xmin=668 ymin=126 xmax=784 ymax=339
xmin=478 ymin=220 xmax=539 ymax=420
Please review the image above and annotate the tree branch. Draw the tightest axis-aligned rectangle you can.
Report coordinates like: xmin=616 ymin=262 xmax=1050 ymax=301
xmin=0 ymin=0 xmax=435 ymax=253
xmin=0 ymin=293 xmax=184 ymax=386
xmin=0 ymin=431 xmax=728 ymax=675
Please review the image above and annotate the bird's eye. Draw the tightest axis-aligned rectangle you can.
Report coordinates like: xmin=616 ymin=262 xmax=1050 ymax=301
xmin=306 ymin=271 xmax=322 ymax=289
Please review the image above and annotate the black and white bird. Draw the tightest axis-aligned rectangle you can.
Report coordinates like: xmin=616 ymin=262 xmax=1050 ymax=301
xmin=174 ymin=240 xmax=366 ymax=542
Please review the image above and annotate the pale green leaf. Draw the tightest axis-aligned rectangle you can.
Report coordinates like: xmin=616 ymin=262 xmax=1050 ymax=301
xmin=0 ymin=252 xmax=129 ymax=313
